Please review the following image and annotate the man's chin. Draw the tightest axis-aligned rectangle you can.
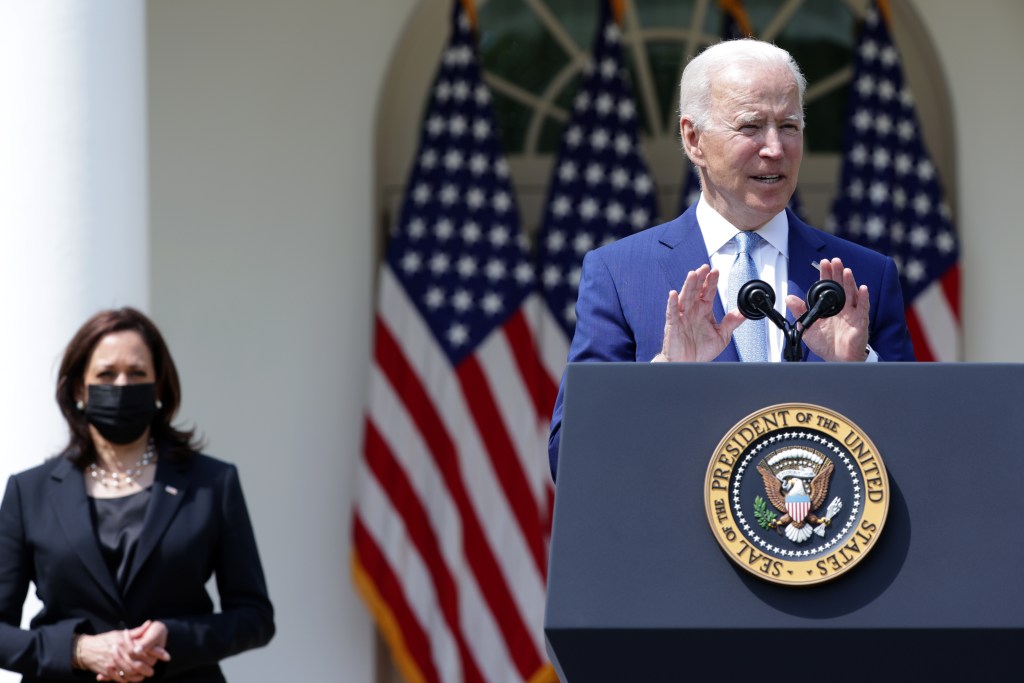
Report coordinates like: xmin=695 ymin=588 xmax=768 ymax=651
xmin=743 ymin=197 xmax=790 ymax=219
xmin=747 ymin=189 xmax=793 ymax=215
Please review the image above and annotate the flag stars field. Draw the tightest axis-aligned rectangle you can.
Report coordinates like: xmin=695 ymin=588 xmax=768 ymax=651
xmin=537 ymin=0 xmax=657 ymax=334
xmin=829 ymin=4 xmax=960 ymax=361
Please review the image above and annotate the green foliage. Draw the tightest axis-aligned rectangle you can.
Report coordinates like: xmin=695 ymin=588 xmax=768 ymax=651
xmin=753 ymin=496 xmax=777 ymax=530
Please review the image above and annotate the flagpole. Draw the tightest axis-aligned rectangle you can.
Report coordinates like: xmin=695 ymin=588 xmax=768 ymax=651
xmin=459 ymin=0 xmax=477 ymax=32
xmin=718 ymin=0 xmax=755 ymax=37
xmin=610 ymin=0 xmax=625 ymax=26
xmin=875 ymin=0 xmax=892 ymax=27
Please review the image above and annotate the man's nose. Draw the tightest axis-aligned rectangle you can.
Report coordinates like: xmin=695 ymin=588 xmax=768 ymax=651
xmin=760 ymin=128 xmax=784 ymax=158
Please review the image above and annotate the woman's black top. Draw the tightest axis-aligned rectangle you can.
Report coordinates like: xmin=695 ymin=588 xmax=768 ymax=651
xmin=88 ymin=488 xmax=151 ymax=591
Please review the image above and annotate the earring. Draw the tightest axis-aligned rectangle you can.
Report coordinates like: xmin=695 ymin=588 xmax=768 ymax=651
xmin=75 ymin=400 xmax=84 ymax=411
xmin=155 ymin=399 xmax=163 ymax=410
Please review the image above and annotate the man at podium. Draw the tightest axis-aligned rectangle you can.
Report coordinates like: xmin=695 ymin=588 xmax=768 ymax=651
xmin=548 ymin=39 xmax=915 ymax=479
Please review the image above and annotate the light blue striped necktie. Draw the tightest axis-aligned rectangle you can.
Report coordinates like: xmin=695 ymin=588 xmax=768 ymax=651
xmin=727 ymin=231 xmax=768 ymax=362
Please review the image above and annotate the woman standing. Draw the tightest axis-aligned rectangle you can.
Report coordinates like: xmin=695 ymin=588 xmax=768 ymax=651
xmin=0 ymin=308 xmax=274 ymax=682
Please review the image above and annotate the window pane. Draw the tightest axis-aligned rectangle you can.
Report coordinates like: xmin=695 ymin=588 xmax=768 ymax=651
xmin=489 ymin=89 xmax=532 ymax=152
xmin=539 ymin=116 xmax=566 ymax=155
xmin=476 ymin=0 xmax=859 ymax=154
xmin=542 ymin=0 xmax=600 ymax=50
xmin=804 ymin=88 xmax=849 ymax=153
xmin=773 ymin=0 xmax=857 ymax=153
xmin=645 ymin=41 xmax=685 ymax=128
xmin=634 ymin=0 xmax=698 ymax=31
xmin=479 ymin=0 xmax=571 ymax=95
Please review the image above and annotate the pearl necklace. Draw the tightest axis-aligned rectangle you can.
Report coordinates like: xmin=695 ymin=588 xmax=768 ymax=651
xmin=88 ymin=441 xmax=157 ymax=489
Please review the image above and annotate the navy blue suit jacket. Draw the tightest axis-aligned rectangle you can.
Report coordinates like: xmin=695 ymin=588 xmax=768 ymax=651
xmin=0 ymin=452 xmax=274 ymax=682
xmin=548 ymin=206 xmax=915 ymax=479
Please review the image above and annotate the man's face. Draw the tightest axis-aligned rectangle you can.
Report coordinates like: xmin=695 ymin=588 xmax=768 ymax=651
xmin=684 ymin=63 xmax=803 ymax=230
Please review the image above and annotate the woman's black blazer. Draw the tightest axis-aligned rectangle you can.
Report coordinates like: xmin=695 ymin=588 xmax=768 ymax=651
xmin=0 ymin=453 xmax=275 ymax=681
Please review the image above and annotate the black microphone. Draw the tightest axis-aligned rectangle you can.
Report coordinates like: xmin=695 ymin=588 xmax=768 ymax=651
xmin=734 ymin=278 xmax=847 ymax=362
xmin=801 ymin=279 xmax=846 ymax=328
xmin=737 ymin=280 xmax=788 ymax=330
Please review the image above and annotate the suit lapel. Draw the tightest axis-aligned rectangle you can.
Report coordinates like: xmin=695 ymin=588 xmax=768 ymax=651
xmin=48 ymin=458 xmax=125 ymax=608
xmin=786 ymin=211 xmax=828 ymax=304
xmin=655 ymin=207 xmax=728 ymax=322
xmin=787 ymin=212 xmax=830 ymax=362
xmin=656 ymin=207 xmax=740 ymax=361
xmin=123 ymin=456 xmax=189 ymax=595
xmin=659 ymin=208 xmax=749 ymax=362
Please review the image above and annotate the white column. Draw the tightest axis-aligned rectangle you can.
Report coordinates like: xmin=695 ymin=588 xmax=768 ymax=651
xmin=0 ymin=1 xmax=147 ymax=665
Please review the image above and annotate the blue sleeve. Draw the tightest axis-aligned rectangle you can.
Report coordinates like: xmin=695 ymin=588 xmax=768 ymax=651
xmin=549 ymin=249 xmax=637 ymax=480
xmin=869 ymin=256 xmax=917 ymax=362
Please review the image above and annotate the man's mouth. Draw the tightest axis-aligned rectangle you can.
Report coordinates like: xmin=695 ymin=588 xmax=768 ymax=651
xmin=752 ymin=175 xmax=784 ymax=183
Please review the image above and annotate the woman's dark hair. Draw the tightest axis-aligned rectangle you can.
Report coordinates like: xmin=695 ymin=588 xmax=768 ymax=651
xmin=56 ymin=307 xmax=203 ymax=465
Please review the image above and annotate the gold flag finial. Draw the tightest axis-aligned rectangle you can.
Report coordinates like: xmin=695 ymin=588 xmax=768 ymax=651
xmin=610 ymin=0 xmax=626 ymax=26
xmin=876 ymin=0 xmax=892 ymax=27
xmin=717 ymin=0 xmax=755 ymax=37
xmin=459 ymin=0 xmax=478 ymax=31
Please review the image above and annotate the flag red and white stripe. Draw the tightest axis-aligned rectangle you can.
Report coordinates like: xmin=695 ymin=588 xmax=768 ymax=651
xmin=352 ymin=2 xmax=556 ymax=681
xmin=355 ymin=274 xmax=555 ymax=683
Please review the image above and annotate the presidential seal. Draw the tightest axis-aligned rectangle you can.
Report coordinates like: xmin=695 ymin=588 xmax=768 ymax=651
xmin=703 ymin=403 xmax=888 ymax=586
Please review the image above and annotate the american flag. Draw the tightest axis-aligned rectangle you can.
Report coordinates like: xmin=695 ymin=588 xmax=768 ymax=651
xmin=537 ymin=0 xmax=657 ymax=342
xmin=679 ymin=0 xmax=804 ymax=220
xmin=827 ymin=1 xmax=961 ymax=361
xmin=352 ymin=2 xmax=556 ymax=682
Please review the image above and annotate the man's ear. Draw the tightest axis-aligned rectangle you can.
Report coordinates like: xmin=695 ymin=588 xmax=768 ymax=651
xmin=680 ymin=117 xmax=704 ymax=168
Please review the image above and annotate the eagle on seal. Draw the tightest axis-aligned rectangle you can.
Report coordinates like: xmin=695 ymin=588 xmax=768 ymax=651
xmin=757 ymin=459 xmax=835 ymax=543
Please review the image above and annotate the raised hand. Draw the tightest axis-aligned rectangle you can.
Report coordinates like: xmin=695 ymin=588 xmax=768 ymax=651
xmin=659 ymin=264 xmax=746 ymax=362
xmin=786 ymin=257 xmax=870 ymax=362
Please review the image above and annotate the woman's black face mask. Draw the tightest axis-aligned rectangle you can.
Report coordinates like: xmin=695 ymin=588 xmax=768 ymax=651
xmin=84 ymin=383 xmax=159 ymax=444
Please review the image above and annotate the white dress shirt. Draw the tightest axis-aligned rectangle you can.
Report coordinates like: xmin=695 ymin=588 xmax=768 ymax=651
xmin=697 ymin=196 xmax=789 ymax=361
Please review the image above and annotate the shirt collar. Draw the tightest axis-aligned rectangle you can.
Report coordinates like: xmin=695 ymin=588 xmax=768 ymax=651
xmin=695 ymin=194 xmax=790 ymax=257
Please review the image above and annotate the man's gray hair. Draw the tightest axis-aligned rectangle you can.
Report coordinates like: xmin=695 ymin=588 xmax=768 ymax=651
xmin=679 ymin=38 xmax=807 ymax=132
